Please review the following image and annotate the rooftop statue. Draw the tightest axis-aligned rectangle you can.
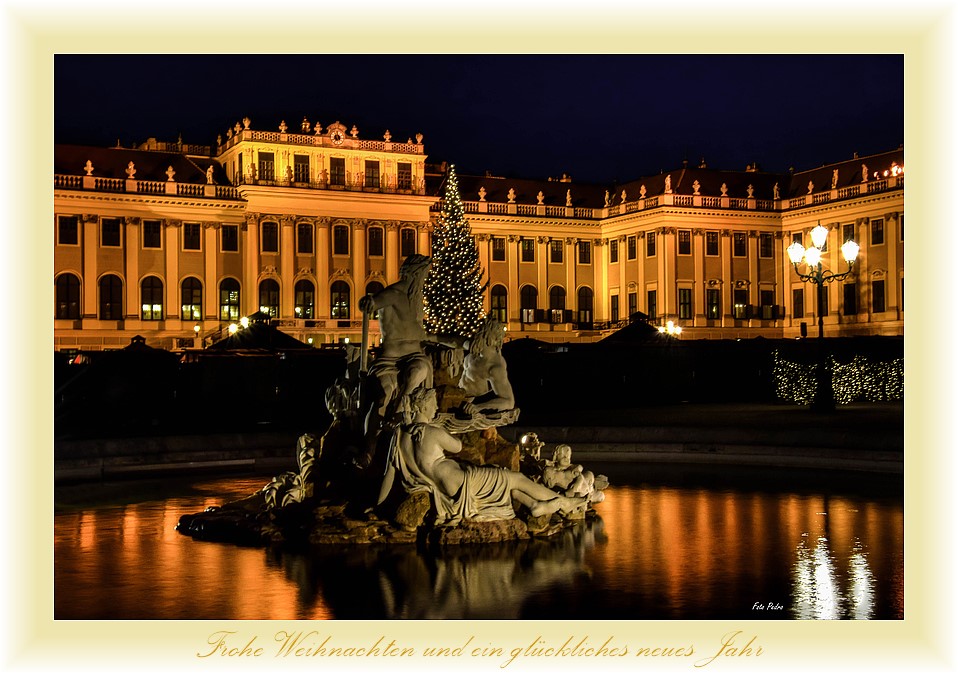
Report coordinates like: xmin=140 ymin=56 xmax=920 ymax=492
xmin=831 ymin=168 xmax=839 ymax=189
xmin=773 ymin=182 xmax=780 ymax=200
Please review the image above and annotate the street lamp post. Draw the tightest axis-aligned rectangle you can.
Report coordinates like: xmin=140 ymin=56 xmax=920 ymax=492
xmin=787 ymin=223 xmax=860 ymax=411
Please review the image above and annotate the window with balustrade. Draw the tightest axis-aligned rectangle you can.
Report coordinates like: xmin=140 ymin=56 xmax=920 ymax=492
xmin=577 ymin=287 xmax=593 ymax=324
xmin=733 ymin=289 xmax=748 ymax=320
xmin=520 ymin=285 xmax=538 ymax=323
xmin=259 ymin=279 xmax=280 ymax=317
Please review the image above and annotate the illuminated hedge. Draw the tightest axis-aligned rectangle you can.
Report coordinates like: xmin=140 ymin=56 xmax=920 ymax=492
xmin=773 ymin=350 xmax=904 ymax=405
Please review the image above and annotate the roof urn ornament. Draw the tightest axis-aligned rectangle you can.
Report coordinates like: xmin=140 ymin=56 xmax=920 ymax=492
xmin=831 ymin=168 xmax=839 ymax=189
xmin=720 ymin=183 xmax=728 ymax=196
xmin=773 ymin=182 xmax=780 ymax=200
xmin=84 ymin=160 xmax=94 ymax=176
xmin=565 ymin=189 xmax=572 ymax=207
xmin=314 ymin=122 xmax=323 ymax=135
xmin=692 ymin=180 xmax=701 ymax=196
xmin=537 ymin=191 xmax=545 ymax=205
xmin=638 ymin=186 xmax=644 ymax=199
xmin=664 ymin=174 xmax=672 ymax=194
xmin=216 ymin=134 xmax=222 ymax=146
xmin=384 ymin=130 xmax=392 ymax=142
xmin=166 ymin=166 xmax=176 ymax=182
xmin=507 ymin=188 xmax=516 ymax=204
xmin=478 ymin=186 xmax=487 ymax=202
xmin=234 ymin=122 xmax=242 ymax=134
xmin=227 ymin=127 xmax=233 ymax=139
xmin=242 ymin=117 xmax=251 ymax=129
xmin=279 ymin=120 xmax=288 ymax=133
xmin=350 ymin=125 xmax=359 ymax=138
xmin=861 ymin=164 xmax=869 ymax=183
xmin=807 ymin=180 xmax=814 ymax=195
xmin=126 ymin=161 xmax=136 ymax=179
xmin=747 ymin=184 xmax=754 ymax=198
xmin=301 ymin=117 xmax=311 ymax=132
xmin=415 ymin=133 xmax=424 ymax=144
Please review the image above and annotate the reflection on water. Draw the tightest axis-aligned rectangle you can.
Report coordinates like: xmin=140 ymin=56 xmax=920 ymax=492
xmin=54 ymin=468 xmax=904 ymax=620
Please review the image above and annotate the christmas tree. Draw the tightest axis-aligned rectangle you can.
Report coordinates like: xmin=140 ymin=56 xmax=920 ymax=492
xmin=424 ymin=164 xmax=488 ymax=339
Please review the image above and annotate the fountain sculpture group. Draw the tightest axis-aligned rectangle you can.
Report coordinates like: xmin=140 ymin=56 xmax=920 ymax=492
xmin=178 ymin=256 xmax=606 ymax=547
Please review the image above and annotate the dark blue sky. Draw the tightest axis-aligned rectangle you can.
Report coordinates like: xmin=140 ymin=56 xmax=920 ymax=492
xmin=54 ymin=54 xmax=903 ymax=184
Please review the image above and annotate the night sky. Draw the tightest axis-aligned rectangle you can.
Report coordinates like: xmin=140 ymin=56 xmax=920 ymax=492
xmin=54 ymin=54 xmax=903 ymax=185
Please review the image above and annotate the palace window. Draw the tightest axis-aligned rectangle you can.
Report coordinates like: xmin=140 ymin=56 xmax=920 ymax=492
xmin=294 ymin=280 xmax=315 ymax=319
xmin=760 ymin=289 xmax=775 ymax=319
xmin=678 ymin=230 xmax=691 ymax=256
xmin=490 ymin=285 xmax=508 ymax=324
xmin=329 ymin=157 xmax=346 ymax=186
xmin=258 ymin=152 xmax=275 ymax=181
xmin=184 ymin=223 xmax=201 ymax=251
xmin=364 ymin=160 xmax=380 ymax=188
xmin=99 ymin=274 xmax=123 ymax=320
xmin=219 ymin=279 xmax=240 ymax=322
xmin=58 ymin=215 xmax=78 ymax=246
xmin=368 ymin=226 xmax=384 ymax=256
xmin=646 ymin=232 xmax=656 ymax=257
xmin=733 ymin=233 xmax=747 ymax=257
xmin=610 ymin=294 xmax=619 ymax=322
xmin=733 ymin=289 xmax=748 ymax=320
xmin=55 ymin=273 xmax=80 ymax=319
xmin=293 ymin=154 xmax=310 ymax=183
xmin=520 ymin=237 xmax=535 ymax=263
xmin=261 ymin=221 xmax=279 ymax=253
xmin=609 ymin=239 xmax=619 ymax=263
xmin=491 ymin=236 xmax=506 ymax=261
xmin=578 ymin=240 xmax=592 ymax=265
xmin=578 ymin=287 xmax=593 ymax=324
xmin=549 ymin=285 xmax=566 ymax=323
xmin=365 ymin=281 xmax=384 ymax=298
xmin=843 ymin=223 xmax=855 ymax=243
xmin=627 ymin=236 xmax=637 ymax=260
xmin=331 ymin=281 xmax=350 ymax=319
xmin=142 ymin=220 xmax=162 ymax=249
xmin=820 ymin=290 xmax=829 ymax=318
xmin=678 ymin=288 xmax=692 ymax=319
xmin=259 ymin=279 xmax=279 ymax=317
xmin=400 ymin=228 xmax=416 ymax=257
xmin=628 ymin=292 xmax=637 ymax=317
xmin=843 ymin=283 xmax=858 ymax=315
xmin=297 ymin=223 xmax=313 ymax=254
xmin=333 ymin=225 xmax=349 ymax=255
xmin=101 ymin=218 xmax=121 ymax=247
xmin=759 ymin=232 xmax=773 ymax=258
xmin=221 ymin=225 xmax=238 ymax=252
xmin=792 ymin=232 xmax=803 ymax=246
xmin=871 ymin=218 xmax=885 ymax=245
xmin=647 ymin=290 xmax=657 ymax=320
xmin=550 ymin=239 xmax=563 ymax=264
xmin=181 ymin=277 xmax=202 ymax=321
xmin=706 ymin=288 xmax=720 ymax=319
xmin=792 ymin=288 xmax=804 ymax=319
xmin=872 ymin=280 xmax=886 ymax=313
xmin=140 ymin=276 xmax=163 ymax=321
xmin=397 ymin=162 xmax=412 ymax=190
xmin=706 ymin=231 xmax=719 ymax=256
xmin=520 ymin=285 xmax=538 ymax=323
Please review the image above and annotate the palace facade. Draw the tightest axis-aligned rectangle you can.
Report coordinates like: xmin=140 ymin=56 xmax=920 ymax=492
xmin=53 ymin=116 xmax=904 ymax=350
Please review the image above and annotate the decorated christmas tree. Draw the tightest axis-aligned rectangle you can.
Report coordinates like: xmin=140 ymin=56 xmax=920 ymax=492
xmin=424 ymin=164 xmax=488 ymax=339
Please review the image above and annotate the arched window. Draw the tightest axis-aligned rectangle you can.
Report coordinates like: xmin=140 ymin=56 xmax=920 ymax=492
xmin=140 ymin=276 xmax=164 ymax=320
xmin=219 ymin=278 xmax=240 ymax=322
xmin=181 ymin=277 xmax=202 ymax=321
xmin=520 ymin=285 xmax=538 ymax=324
xmin=365 ymin=281 xmax=384 ymax=297
xmin=294 ymin=279 xmax=315 ymax=319
xmin=99 ymin=274 xmax=123 ymax=320
xmin=549 ymin=286 xmax=566 ymax=323
xmin=331 ymin=281 xmax=350 ymax=319
xmin=368 ymin=226 xmax=384 ymax=257
xmin=259 ymin=279 xmax=280 ymax=317
xmin=55 ymin=273 xmax=80 ymax=319
xmin=577 ymin=286 xmax=594 ymax=325
xmin=490 ymin=284 xmax=507 ymax=324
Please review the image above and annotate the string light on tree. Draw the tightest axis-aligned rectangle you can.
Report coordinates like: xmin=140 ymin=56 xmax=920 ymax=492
xmin=424 ymin=164 xmax=488 ymax=339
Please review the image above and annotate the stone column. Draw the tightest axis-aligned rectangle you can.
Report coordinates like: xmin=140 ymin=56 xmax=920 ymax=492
xmin=164 ymin=220 xmax=180 ymax=320
xmin=618 ymin=236 xmax=627 ymax=319
xmin=124 ymin=217 xmax=141 ymax=319
xmin=476 ymin=233 xmax=491 ymax=312
xmin=352 ymin=219 xmax=367 ymax=310
xmin=565 ymin=238 xmax=577 ymax=320
xmin=748 ymin=231 xmax=759 ymax=325
xmin=203 ymin=223 xmax=218 ymax=320
xmin=385 ymin=222 xmax=399 ymax=283
xmin=417 ymin=223 xmax=430 ymax=258
xmin=537 ymin=236 xmax=548 ymax=303
xmin=855 ymin=217 xmax=869 ymax=320
xmin=657 ymin=229 xmax=670 ymax=319
xmin=243 ymin=213 xmax=260 ymax=315
xmin=281 ymin=215 xmax=295 ymax=318
xmin=692 ymin=229 xmax=705 ymax=326
xmin=507 ymin=235 xmax=519 ymax=323
xmin=81 ymin=214 xmax=98 ymax=318
xmin=596 ymin=239 xmax=609 ymax=321
xmin=316 ymin=218 xmax=330 ymax=318
xmin=884 ymin=211 xmax=900 ymax=315
xmin=721 ymin=231 xmax=732 ymax=327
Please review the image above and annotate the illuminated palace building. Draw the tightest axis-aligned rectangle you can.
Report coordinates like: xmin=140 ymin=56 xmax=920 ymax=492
xmin=53 ymin=116 xmax=904 ymax=350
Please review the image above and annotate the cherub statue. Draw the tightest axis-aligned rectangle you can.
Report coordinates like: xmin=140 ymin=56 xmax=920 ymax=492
xmin=543 ymin=444 xmax=607 ymax=504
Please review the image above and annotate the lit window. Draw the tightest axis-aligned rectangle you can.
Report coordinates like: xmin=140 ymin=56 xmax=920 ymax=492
xmin=364 ymin=160 xmax=380 ymax=188
xmin=491 ymin=285 xmax=507 ymax=324
xmin=259 ymin=279 xmax=280 ymax=317
xmin=491 ymin=236 xmax=505 ymax=261
xmin=329 ymin=157 xmax=346 ymax=186
xmin=331 ymin=280 xmax=350 ymax=319
xmin=760 ymin=289 xmax=775 ymax=319
xmin=181 ymin=277 xmax=202 ymax=321
xmin=706 ymin=288 xmax=720 ymax=319
xmin=733 ymin=288 xmax=748 ymax=319
xmin=521 ymin=237 xmax=535 ymax=263
xmin=577 ymin=287 xmax=593 ymax=324
xmin=578 ymin=240 xmax=592 ymax=265
xmin=520 ymin=285 xmax=538 ymax=323
xmin=140 ymin=276 xmax=164 ymax=320
xmin=549 ymin=285 xmax=566 ymax=323
xmin=646 ymin=232 xmax=656 ymax=257
xmin=550 ymin=239 xmax=563 ymax=264
xmin=679 ymin=288 xmax=692 ymax=319
xmin=295 ymin=279 xmax=315 ymax=319
xmin=219 ymin=279 xmax=240 ymax=321
xmin=733 ymin=233 xmax=747 ymax=257
xmin=609 ymin=239 xmax=619 ymax=263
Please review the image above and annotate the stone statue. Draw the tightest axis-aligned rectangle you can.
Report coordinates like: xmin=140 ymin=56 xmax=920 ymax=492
xmin=381 ymin=388 xmax=586 ymax=525
xmin=604 ymin=190 xmax=610 ymax=207
xmin=861 ymin=164 xmax=869 ymax=183
xmin=507 ymin=188 xmax=516 ymax=203
xmin=831 ymin=168 xmax=839 ymax=189
xmin=286 ymin=165 xmax=293 ymax=183
xmin=206 ymin=166 xmax=214 ymax=184
xmin=720 ymin=183 xmax=728 ymax=196
xmin=459 ymin=317 xmax=514 ymax=416
xmin=773 ymin=182 xmax=780 ymax=200
xmin=358 ymin=254 xmax=434 ymax=465
xmin=542 ymin=444 xmax=607 ymax=504
xmin=565 ymin=189 xmax=572 ymax=207
xmin=807 ymin=180 xmax=814 ymax=194
xmin=664 ymin=174 xmax=672 ymax=194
